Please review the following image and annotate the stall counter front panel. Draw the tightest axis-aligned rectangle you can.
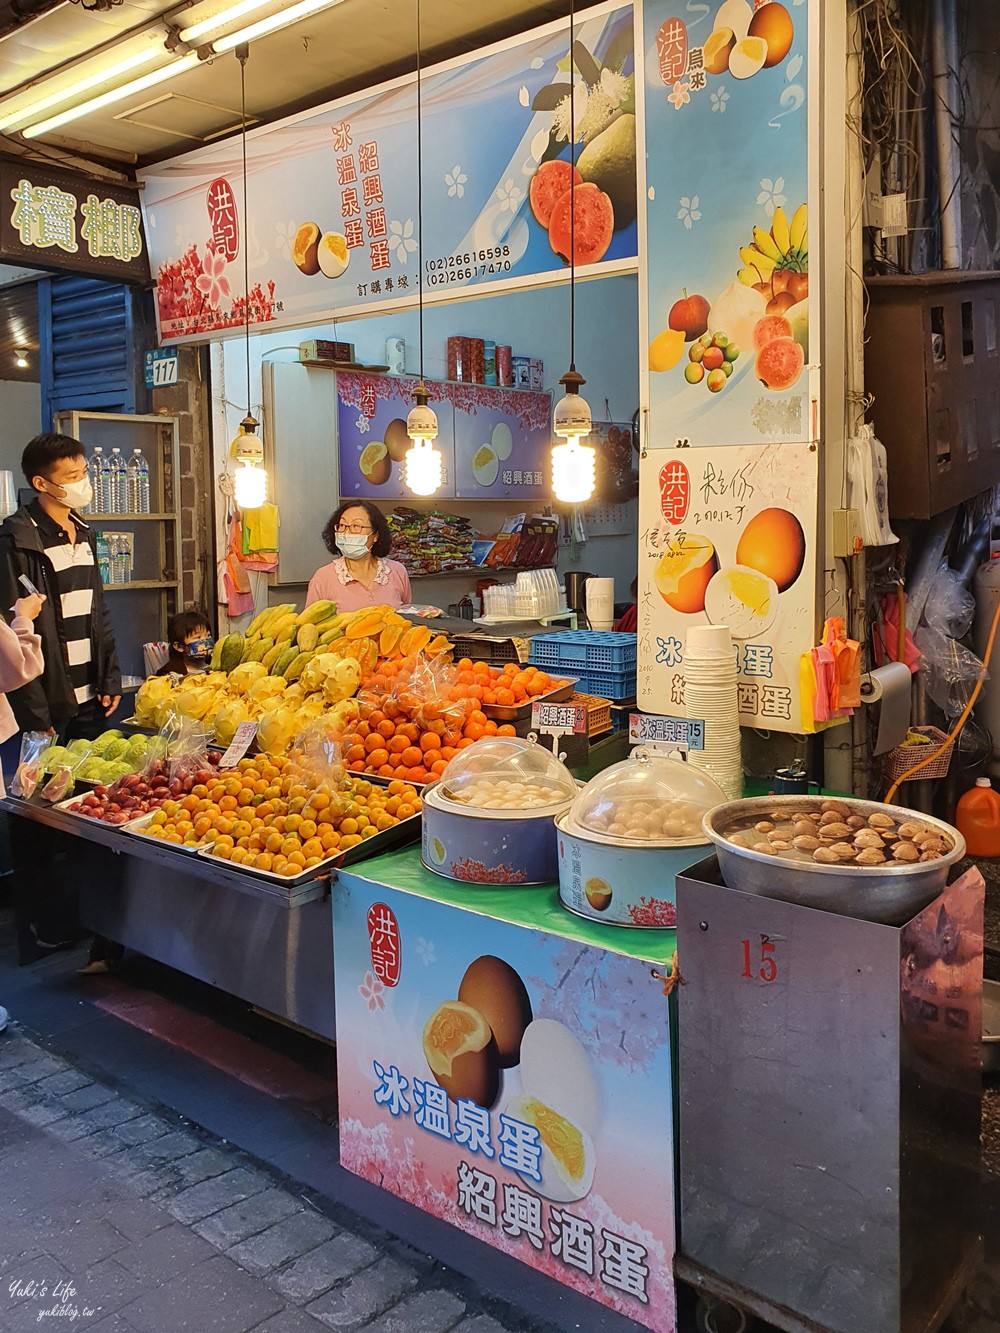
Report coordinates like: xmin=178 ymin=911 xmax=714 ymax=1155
xmin=332 ymin=848 xmax=677 ymax=1333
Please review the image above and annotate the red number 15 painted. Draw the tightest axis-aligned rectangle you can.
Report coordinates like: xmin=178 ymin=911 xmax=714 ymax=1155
xmin=741 ymin=936 xmax=778 ymax=983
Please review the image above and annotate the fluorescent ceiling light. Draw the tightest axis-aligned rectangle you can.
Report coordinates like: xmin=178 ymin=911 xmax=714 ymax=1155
xmin=0 ymin=44 xmax=163 ymax=133
xmin=180 ymin=0 xmax=276 ymax=43
xmin=23 ymin=53 xmax=201 ymax=138
xmin=213 ymin=0 xmax=344 ymax=53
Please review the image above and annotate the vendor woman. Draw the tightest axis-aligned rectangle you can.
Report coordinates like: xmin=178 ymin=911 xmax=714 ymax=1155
xmin=306 ymin=500 xmax=411 ymax=612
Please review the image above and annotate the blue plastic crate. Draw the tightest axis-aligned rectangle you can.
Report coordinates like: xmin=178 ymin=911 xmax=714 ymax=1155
xmin=574 ymin=667 xmax=636 ymax=702
xmin=529 ymin=630 xmax=637 ymax=671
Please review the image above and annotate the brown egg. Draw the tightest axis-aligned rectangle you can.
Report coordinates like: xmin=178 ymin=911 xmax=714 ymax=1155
xmin=291 ymin=222 xmax=321 ymax=276
xmin=747 ymin=1 xmax=794 ymax=68
xmin=359 ymin=441 xmax=391 ymax=485
xmin=458 ymin=956 xmax=532 ymax=1068
xmin=584 ymin=877 xmax=613 ymax=912
xmin=384 ymin=417 xmax=411 ymax=463
xmin=422 ymin=1000 xmax=499 ymax=1108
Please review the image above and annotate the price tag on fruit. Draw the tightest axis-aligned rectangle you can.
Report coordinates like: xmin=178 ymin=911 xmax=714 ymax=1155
xmin=628 ymin=713 xmax=704 ymax=752
xmin=219 ymin=722 xmax=259 ymax=768
xmin=531 ymin=702 xmax=589 ymax=736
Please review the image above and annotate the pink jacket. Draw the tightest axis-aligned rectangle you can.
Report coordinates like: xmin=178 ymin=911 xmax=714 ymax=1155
xmin=0 ymin=615 xmax=44 ymax=793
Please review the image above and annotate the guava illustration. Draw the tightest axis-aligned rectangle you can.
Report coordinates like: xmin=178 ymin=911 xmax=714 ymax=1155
xmin=752 ymin=313 xmax=794 ymax=352
xmin=576 ymin=114 xmax=637 ymax=228
xmin=530 ymin=160 xmax=583 ymax=228
xmin=755 ymin=336 xmax=804 ymax=390
xmin=548 ymin=183 xmax=615 ymax=267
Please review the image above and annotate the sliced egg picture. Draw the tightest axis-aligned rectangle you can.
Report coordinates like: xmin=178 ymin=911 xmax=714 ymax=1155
xmin=429 ymin=836 xmax=447 ymax=865
xmin=472 ymin=445 xmax=500 ymax=487
xmin=518 ymin=1018 xmax=600 ymax=1137
xmin=318 ymin=231 xmax=350 ymax=279
xmin=704 ymin=565 xmax=778 ymax=640
xmin=504 ymin=1092 xmax=596 ymax=1203
xmin=492 ymin=422 xmax=513 ymax=461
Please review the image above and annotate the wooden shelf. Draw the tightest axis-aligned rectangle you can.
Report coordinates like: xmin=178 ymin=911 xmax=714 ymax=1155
xmin=87 ymin=513 xmax=176 ymax=521
xmin=407 ymin=565 xmax=554 ymax=580
xmin=103 ymin=580 xmax=179 ymax=591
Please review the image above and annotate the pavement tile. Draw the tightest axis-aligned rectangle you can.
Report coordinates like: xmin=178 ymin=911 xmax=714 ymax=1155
xmin=113 ymin=1222 xmax=217 ymax=1284
xmin=83 ymin=1316 xmax=141 ymax=1333
xmin=305 ymin=1257 xmax=419 ymax=1331
xmin=13 ymin=1099 xmax=69 ymax=1127
xmin=7 ymin=1055 xmax=70 ymax=1084
xmin=104 ymin=1199 xmax=173 ymax=1243
xmin=171 ymin=1146 xmax=234 ymax=1185
xmin=120 ymin=1129 xmax=202 ymax=1165
xmin=269 ymin=1232 xmax=378 ymax=1304
xmin=193 ymin=1187 xmax=303 ymax=1249
xmin=0 ymin=1086 xmax=43 ymax=1112
xmin=0 ymin=1039 xmax=37 ymax=1069
xmin=121 ymin=1254 xmax=284 ymax=1333
xmin=60 ymin=1084 xmax=118 ymax=1113
xmin=47 ymin=1114 xmax=100 ymax=1143
xmin=450 ymin=1319 xmax=517 ymax=1333
xmin=109 ymin=1114 xmax=170 ymax=1147
xmin=42 ymin=1217 xmax=130 ymax=1271
xmin=34 ymin=1069 xmax=93 ymax=1096
xmin=227 ymin=1211 xmax=338 ymax=1277
xmin=77 ymin=1100 xmax=144 ymax=1132
xmin=360 ymin=1289 xmax=466 ymax=1333
xmin=81 ymin=1127 xmax=132 ymax=1158
xmin=77 ymin=1257 xmax=148 ymax=1324
xmin=251 ymin=1309 xmax=330 ymax=1333
xmin=167 ymin=1168 xmax=272 ymax=1225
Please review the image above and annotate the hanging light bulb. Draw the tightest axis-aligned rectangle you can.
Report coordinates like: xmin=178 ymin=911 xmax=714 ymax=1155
xmin=405 ymin=381 xmax=442 ymax=496
xmin=229 ymin=43 xmax=268 ymax=512
xmin=403 ymin=0 xmax=442 ymax=498
xmin=550 ymin=0 xmax=596 ymax=506
xmin=551 ymin=368 xmax=596 ymax=504
xmin=232 ymin=414 xmax=268 ymax=509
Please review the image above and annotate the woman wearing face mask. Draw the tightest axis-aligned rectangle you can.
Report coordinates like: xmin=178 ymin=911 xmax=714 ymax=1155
xmin=306 ymin=501 xmax=411 ymax=613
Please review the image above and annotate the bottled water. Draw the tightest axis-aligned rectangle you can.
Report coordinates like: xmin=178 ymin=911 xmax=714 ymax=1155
xmin=126 ymin=448 xmax=150 ymax=514
xmin=96 ymin=531 xmax=111 ymax=585
xmin=89 ymin=447 xmax=108 ymax=512
xmin=108 ymin=448 xmax=126 ymax=514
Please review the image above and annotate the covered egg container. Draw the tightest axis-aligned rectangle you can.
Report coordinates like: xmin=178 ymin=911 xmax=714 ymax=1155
xmin=422 ymin=736 xmax=577 ymax=885
xmin=556 ymin=750 xmax=726 ymax=926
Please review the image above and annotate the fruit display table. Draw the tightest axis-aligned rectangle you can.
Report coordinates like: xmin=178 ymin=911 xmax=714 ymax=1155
xmin=331 ymin=847 xmax=678 ymax=1333
xmin=1 ymin=796 xmax=336 ymax=1038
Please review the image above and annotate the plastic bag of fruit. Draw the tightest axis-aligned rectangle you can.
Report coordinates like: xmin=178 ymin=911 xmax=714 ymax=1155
xmin=288 ymin=715 xmax=349 ymax=793
xmin=10 ymin=731 xmax=54 ymax=799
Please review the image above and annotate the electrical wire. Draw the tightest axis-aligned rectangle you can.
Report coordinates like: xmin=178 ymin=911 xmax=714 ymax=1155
xmin=416 ymin=0 xmax=424 ymax=382
xmin=884 ymin=584 xmax=1000 ymax=804
xmin=569 ymin=0 xmax=575 ymax=372
xmin=238 ymin=44 xmax=252 ymax=423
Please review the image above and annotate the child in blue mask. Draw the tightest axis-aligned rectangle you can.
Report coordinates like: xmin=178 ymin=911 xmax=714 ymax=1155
xmin=159 ymin=608 xmax=214 ymax=676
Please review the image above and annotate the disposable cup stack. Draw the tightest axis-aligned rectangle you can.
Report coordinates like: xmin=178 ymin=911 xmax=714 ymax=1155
xmin=586 ymin=577 xmax=615 ymax=631
xmin=683 ymin=625 xmax=743 ymax=801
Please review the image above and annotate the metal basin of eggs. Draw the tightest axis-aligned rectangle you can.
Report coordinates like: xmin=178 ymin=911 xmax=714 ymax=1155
xmin=575 ymin=798 xmax=705 ymax=843
xmin=445 ymin=779 xmax=572 ymax=811
xmin=702 ymin=795 xmax=967 ymax=925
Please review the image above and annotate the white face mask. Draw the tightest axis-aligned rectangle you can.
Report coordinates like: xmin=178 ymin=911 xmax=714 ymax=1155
xmin=47 ymin=476 xmax=93 ymax=510
xmin=336 ymin=533 xmax=371 ymax=559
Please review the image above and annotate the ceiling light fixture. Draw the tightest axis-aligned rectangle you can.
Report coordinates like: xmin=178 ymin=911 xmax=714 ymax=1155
xmin=230 ymin=44 xmax=268 ymax=511
xmin=0 ymin=43 xmax=164 ymax=133
xmin=179 ymin=0 xmax=276 ymax=43
xmin=14 ymin=349 xmax=28 ymax=369
xmin=404 ymin=0 xmax=443 ymax=499
xmin=549 ymin=0 xmax=596 ymax=507
xmin=212 ymin=0 xmax=345 ymax=54
xmin=23 ymin=52 xmax=200 ymax=138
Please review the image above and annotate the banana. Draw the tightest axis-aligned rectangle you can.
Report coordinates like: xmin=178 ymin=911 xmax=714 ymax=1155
xmin=789 ymin=203 xmax=808 ymax=250
xmin=770 ymin=206 xmax=790 ymax=255
xmin=752 ymin=225 xmax=781 ymax=262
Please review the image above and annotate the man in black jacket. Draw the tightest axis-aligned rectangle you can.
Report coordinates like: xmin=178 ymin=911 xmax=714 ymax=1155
xmin=0 ymin=433 xmax=122 ymax=964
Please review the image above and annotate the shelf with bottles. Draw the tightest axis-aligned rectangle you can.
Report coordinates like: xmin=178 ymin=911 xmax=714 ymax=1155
xmin=104 ymin=580 xmax=180 ymax=592
xmin=86 ymin=512 xmax=176 ymax=522
xmin=89 ymin=443 xmax=154 ymax=517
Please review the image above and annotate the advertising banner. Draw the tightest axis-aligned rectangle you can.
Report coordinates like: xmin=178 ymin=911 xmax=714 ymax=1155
xmin=139 ymin=2 xmax=637 ymax=344
xmin=637 ymin=443 xmax=818 ymax=729
xmin=333 ymin=869 xmax=676 ymax=1333
xmin=337 ymin=372 xmax=552 ymax=501
xmin=641 ymin=0 xmax=817 ymax=447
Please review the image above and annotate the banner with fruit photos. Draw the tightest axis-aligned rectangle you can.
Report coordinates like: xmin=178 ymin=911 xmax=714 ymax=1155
xmin=139 ymin=1 xmax=637 ymax=344
xmin=332 ymin=867 xmax=677 ymax=1333
xmin=640 ymin=0 xmax=818 ymax=446
xmin=637 ymin=443 xmax=818 ymax=731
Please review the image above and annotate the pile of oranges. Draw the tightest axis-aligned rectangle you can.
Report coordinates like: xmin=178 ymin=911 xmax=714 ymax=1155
xmin=448 ymin=660 xmax=567 ymax=709
xmin=140 ymin=753 xmax=421 ymax=876
xmin=343 ymin=706 xmax=516 ymax=784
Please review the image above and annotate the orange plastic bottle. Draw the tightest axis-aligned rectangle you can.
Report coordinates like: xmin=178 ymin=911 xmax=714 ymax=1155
xmin=955 ymin=777 xmax=1000 ymax=857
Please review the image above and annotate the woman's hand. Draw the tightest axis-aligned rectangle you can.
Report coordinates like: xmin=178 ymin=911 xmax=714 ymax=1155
xmin=14 ymin=593 xmax=45 ymax=621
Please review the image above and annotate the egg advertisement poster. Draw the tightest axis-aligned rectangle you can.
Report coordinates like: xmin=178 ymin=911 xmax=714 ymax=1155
xmin=641 ymin=0 xmax=819 ymax=447
xmin=332 ymin=874 xmax=676 ymax=1333
xmin=637 ymin=443 xmax=818 ymax=730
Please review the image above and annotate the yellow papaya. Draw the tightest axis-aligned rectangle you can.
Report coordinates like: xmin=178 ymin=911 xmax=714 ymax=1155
xmin=294 ymin=599 xmax=336 ymax=627
xmin=296 ymin=623 xmax=320 ymax=652
xmin=282 ymin=650 xmax=314 ymax=681
xmin=262 ymin=642 xmax=284 ymax=672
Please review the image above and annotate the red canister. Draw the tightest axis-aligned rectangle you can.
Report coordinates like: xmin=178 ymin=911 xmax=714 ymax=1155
xmin=496 ymin=345 xmax=513 ymax=385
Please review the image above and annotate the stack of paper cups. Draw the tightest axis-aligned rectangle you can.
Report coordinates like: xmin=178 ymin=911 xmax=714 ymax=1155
xmin=586 ymin=577 xmax=615 ymax=631
xmin=683 ymin=624 xmax=743 ymax=801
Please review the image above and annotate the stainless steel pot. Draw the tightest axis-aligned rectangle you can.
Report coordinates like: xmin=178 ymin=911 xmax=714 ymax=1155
xmin=702 ymin=795 xmax=966 ymax=925
xmin=984 ymin=978 xmax=1000 ymax=1075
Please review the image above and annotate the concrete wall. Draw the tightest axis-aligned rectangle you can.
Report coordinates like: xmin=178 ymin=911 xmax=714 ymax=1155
xmin=0 ymin=380 xmax=41 ymax=477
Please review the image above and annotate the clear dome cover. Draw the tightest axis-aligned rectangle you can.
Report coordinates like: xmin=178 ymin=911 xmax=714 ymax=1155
xmin=439 ymin=735 xmax=577 ymax=811
xmin=567 ymin=749 xmax=726 ymax=844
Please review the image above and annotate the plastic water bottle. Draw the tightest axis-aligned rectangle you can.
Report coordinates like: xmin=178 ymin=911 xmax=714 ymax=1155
xmin=127 ymin=448 xmax=150 ymax=514
xmin=89 ymin=447 xmax=107 ymax=512
xmin=108 ymin=448 xmax=126 ymax=514
xmin=96 ymin=531 xmax=111 ymax=585
xmin=116 ymin=536 xmax=132 ymax=585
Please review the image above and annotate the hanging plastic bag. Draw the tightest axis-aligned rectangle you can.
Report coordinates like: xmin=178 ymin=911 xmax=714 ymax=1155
xmin=914 ymin=626 xmax=987 ymax=717
xmin=922 ymin=566 xmax=975 ymax=639
xmin=11 ymin=731 xmax=53 ymax=799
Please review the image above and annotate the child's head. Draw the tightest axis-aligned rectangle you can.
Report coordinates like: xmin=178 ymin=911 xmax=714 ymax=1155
xmin=169 ymin=609 xmax=213 ymax=663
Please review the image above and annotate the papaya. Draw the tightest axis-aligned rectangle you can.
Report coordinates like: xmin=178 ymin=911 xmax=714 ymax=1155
xmin=245 ymin=637 xmax=274 ymax=663
xmin=272 ymin=646 xmax=299 ymax=677
xmin=319 ymin=626 xmax=345 ymax=645
xmin=296 ymin=623 xmax=320 ymax=653
xmin=294 ymin=599 xmax=336 ymax=626
xmin=210 ymin=638 xmax=225 ymax=671
xmin=219 ymin=632 xmax=245 ymax=673
xmin=271 ymin=614 xmax=298 ymax=644
xmin=262 ymin=642 xmax=284 ymax=672
xmin=245 ymin=607 xmax=271 ymax=640
xmin=282 ymin=650 xmax=314 ymax=681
